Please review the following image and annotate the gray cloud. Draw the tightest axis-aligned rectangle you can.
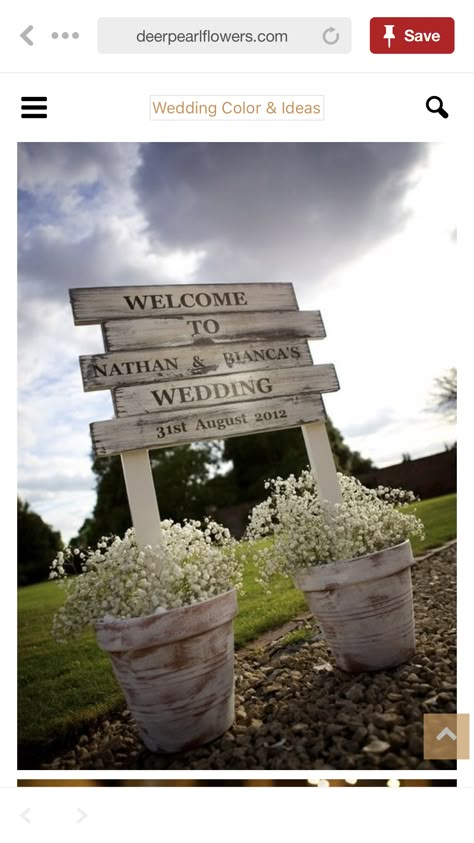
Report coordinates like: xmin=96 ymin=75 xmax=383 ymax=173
xmin=18 ymin=143 xmax=144 ymax=302
xmin=17 ymin=141 xmax=440 ymax=538
xmin=18 ymin=142 xmax=428 ymax=305
xmin=19 ymin=219 xmax=159 ymax=298
xmin=19 ymin=473 xmax=94 ymax=493
xmin=18 ymin=142 xmax=139 ymax=193
xmin=343 ymin=409 xmax=396 ymax=438
xmin=134 ymin=142 xmax=428 ymax=282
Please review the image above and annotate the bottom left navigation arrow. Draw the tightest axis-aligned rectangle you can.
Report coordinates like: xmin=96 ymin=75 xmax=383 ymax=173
xmin=77 ymin=808 xmax=87 ymax=824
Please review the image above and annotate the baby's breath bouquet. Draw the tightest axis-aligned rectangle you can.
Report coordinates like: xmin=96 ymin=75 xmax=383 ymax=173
xmin=50 ymin=518 xmax=242 ymax=641
xmin=246 ymin=470 xmax=424 ymax=583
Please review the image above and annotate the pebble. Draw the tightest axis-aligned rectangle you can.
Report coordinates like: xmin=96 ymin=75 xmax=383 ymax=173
xmin=40 ymin=543 xmax=456 ymax=772
xmin=362 ymin=740 xmax=390 ymax=754
xmin=373 ymin=713 xmax=399 ymax=729
xmin=345 ymin=684 xmax=365 ymax=703
xmin=408 ymin=734 xmax=424 ymax=755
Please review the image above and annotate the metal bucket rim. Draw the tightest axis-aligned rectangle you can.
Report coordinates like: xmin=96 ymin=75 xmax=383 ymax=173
xmin=95 ymin=588 xmax=238 ymax=652
xmin=293 ymin=539 xmax=414 ymax=591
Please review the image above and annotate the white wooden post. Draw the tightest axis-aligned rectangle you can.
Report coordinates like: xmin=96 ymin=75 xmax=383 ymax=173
xmin=302 ymin=421 xmax=342 ymax=504
xmin=120 ymin=449 xmax=164 ymax=555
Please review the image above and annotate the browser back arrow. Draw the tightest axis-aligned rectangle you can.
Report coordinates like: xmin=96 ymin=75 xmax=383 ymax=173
xmin=20 ymin=26 xmax=34 ymax=46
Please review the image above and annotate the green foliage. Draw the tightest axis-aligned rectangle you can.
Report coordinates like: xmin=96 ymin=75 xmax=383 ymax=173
xmin=430 ymin=367 xmax=457 ymax=422
xmin=75 ymin=457 xmax=128 ymax=546
xmin=150 ymin=442 xmax=221 ymax=520
xmin=223 ymin=418 xmax=374 ymax=503
xmin=74 ymin=416 xmax=373 ymax=545
xmin=17 ymin=498 xmax=63 ymax=586
xmin=279 ymin=627 xmax=314 ymax=647
xmin=326 ymin=418 xmax=375 ymax=476
xmin=75 ymin=443 xmax=220 ymax=547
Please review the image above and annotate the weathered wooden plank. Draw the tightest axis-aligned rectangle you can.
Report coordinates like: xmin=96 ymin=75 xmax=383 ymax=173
xmin=103 ymin=310 xmax=325 ymax=352
xmin=120 ymin=450 xmax=163 ymax=550
xmin=80 ymin=339 xmax=313 ymax=392
xmin=114 ymin=364 xmax=339 ymax=418
xmin=302 ymin=421 xmax=342 ymax=505
xmin=70 ymin=283 xmax=298 ymax=325
xmin=91 ymin=393 xmax=327 ymax=456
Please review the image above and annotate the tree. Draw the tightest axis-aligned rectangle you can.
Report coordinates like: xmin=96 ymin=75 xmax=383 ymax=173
xmin=149 ymin=442 xmax=221 ymax=521
xmin=73 ymin=421 xmax=374 ymax=546
xmin=74 ymin=443 xmax=220 ymax=547
xmin=430 ymin=368 xmax=457 ymax=422
xmin=222 ymin=419 xmax=374 ymax=503
xmin=18 ymin=498 xmax=62 ymax=585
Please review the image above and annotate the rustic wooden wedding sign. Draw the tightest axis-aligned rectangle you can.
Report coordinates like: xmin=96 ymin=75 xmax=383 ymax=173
xmin=70 ymin=283 xmax=342 ymax=550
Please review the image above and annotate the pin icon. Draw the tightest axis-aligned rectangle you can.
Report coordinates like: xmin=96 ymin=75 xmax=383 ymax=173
xmin=383 ymin=24 xmax=395 ymax=48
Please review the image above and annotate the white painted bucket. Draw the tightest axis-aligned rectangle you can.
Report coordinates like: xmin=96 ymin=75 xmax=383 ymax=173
xmin=95 ymin=589 xmax=237 ymax=752
xmin=293 ymin=540 xmax=416 ymax=672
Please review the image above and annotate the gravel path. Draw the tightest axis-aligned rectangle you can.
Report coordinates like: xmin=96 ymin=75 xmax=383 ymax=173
xmin=43 ymin=543 xmax=456 ymax=771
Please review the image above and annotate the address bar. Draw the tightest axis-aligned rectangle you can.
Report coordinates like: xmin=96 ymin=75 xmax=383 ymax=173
xmin=98 ymin=17 xmax=351 ymax=54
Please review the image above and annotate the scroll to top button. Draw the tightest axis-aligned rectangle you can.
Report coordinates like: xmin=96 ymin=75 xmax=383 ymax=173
xmin=424 ymin=714 xmax=469 ymax=759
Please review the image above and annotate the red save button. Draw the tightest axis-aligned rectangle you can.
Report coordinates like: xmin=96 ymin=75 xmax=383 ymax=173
xmin=370 ymin=18 xmax=455 ymax=53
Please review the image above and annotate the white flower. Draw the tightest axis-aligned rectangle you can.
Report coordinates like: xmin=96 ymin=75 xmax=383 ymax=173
xmin=50 ymin=519 xmax=242 ymax=641
xmin=246 ymin=471 xmax=424 ymax=584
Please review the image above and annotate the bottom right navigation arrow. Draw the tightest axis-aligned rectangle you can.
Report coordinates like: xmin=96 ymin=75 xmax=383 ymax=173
xmin=436 ymin=726 xmax=457 ymax=742
xmin=424 ymin=714 xmax=470 ymax=759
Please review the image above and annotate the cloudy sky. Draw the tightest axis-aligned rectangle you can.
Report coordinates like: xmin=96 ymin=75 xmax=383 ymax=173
xmin=18 ymin=142 xmax=456 ymax=540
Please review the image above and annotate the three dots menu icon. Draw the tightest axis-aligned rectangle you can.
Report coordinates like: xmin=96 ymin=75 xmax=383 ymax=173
xmin=21 ymin=96 xmax=47 ymax=118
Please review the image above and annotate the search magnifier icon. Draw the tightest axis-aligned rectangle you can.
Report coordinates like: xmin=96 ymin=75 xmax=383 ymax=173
xmin=426 ymin=96 xmax=449 ymax=118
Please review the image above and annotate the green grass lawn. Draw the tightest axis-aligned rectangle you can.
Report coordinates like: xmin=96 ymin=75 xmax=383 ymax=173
xmin=406 ymin=493 xmax=456 ymax=555
xmin=18 ymin=582 xmax=123 ymax=758
xmin=18 ymin=560 xmax=307 ymax=761
xmin=18 ymin=492 xmax=456 ymax=762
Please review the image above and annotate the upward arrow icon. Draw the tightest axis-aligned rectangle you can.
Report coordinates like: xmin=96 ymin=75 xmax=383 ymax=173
xmin=436 ymin=726 xmax=457 ymax=741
